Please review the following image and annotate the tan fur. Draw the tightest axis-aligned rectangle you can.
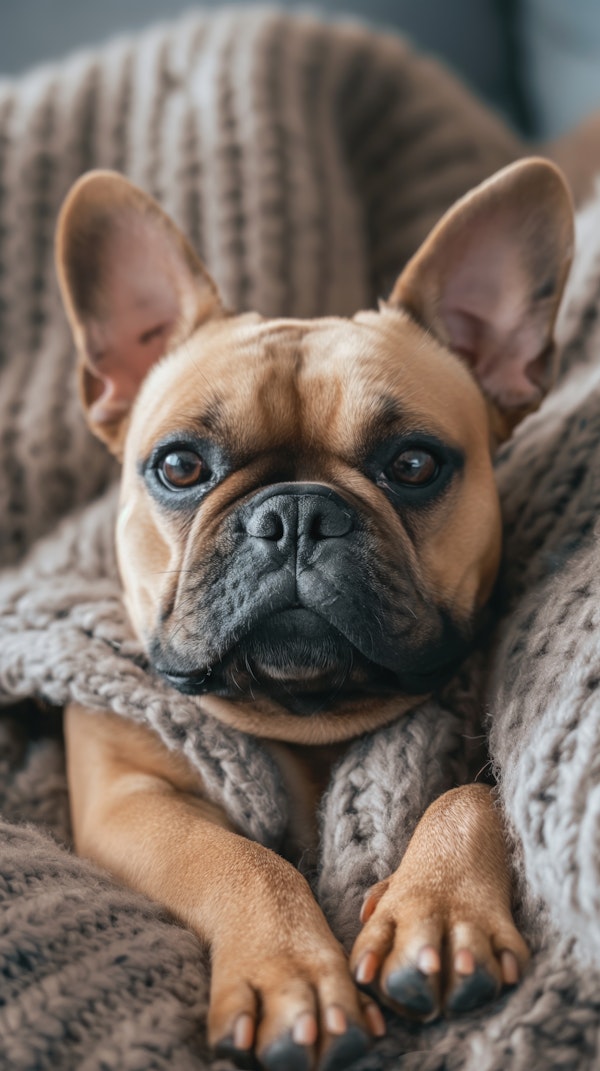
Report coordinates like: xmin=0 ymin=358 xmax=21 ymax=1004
xmin=115 ymin=310 xmax=500 ymax=744
xmin=57 ymin=160 xmax=573 ymax=1067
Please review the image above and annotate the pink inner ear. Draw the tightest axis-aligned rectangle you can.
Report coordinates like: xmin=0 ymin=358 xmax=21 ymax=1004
xmin=436 ymin=240 xmax=550 ymax=409
xmin=60 ymin=173 xmax=225 ymax=443
xmin=442 ymin=308 xmax=487 ymax=359
xmin=441 ymin=304 xmax=546 ymax=409
xmin=80 ymin=211 xmax=205 ymax=424
xmin=391 ymin=161 xmax=573 ymax=414
xmin=84 ymin=313 xmax=177 ymax=424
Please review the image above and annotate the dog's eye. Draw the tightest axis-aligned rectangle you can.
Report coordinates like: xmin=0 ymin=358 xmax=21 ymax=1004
xmin=386 ymin=448 xmax=439 ymax=486
xmin=158 ymin=449 xmax=210 ymax=489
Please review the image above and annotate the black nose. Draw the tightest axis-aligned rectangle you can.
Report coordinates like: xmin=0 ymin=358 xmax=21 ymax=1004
xmin=243 ymin=483 xmax=355 ymax=544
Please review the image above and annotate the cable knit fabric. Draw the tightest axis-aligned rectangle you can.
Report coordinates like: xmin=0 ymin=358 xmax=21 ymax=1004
xmin=2 ymin=5 xmax=600 ymax=1070
xmin=487 ymin=188 xmax=600 ymax=974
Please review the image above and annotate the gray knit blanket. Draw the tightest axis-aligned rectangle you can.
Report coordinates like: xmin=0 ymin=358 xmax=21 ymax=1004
xmin=1 ymin=7 xmax=599 ymax=1070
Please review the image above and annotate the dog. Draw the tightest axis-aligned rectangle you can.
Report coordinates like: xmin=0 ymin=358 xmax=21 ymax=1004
xmin=55 ymin=157 xmax=573 ymax=1071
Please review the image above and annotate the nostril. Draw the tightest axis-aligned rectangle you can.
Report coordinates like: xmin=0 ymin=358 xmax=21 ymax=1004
xmin=309 ymin=512 xmax=331 ymax=541
xmin=306 ymin=505 xmax=354 ymax=540
xmin=246 ymin=509 xmax=285 ymax=541
xmin=309 ymin=513 xmax=322 ymax=541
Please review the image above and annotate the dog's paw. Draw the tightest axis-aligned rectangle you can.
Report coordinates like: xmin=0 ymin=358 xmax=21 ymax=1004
xmin=348 ymin=787 xmax=530 ymax=1021
xmin=208 ymin=892 xmax=385 ymax=1071
xmin=349 ymin=879 xmax=528 ymax=1021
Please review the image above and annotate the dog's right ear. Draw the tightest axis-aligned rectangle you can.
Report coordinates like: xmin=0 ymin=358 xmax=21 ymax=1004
xmin=56 ymin=171 xmax=225 ymax=455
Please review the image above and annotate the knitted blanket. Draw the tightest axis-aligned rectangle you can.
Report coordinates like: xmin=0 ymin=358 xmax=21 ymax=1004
xmin=1 ymin=6 xmax=598 ymax=1070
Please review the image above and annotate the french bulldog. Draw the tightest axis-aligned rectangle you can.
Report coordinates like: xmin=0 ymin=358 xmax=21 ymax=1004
xmin=55 ymin=157 xmax=573 ymax=1071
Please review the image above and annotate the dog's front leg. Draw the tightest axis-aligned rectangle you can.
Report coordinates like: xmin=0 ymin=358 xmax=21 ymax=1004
xmin=65 ymin=704 xmax=379 ymax=1069
xmin=349 ymin=784 xmax=529 ymax=1020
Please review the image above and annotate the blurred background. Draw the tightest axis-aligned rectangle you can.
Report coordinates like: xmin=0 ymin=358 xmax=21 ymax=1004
xmin=1 ymin=0 xmax=599 ymax=139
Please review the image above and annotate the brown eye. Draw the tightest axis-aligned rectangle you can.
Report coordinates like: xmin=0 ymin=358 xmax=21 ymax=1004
xmin=158 ymin=449 xmax=209 ymax=489
xmin=387 ymin=448 xmax=439 ymax=486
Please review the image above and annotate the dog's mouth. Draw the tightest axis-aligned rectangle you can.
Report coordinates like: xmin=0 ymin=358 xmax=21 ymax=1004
xmin=156 ymin=607 xmax=460 ymax=716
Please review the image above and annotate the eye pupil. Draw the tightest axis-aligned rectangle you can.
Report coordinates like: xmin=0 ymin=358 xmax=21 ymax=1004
xmin=388 ymin=449 xmax=438 ymax=486
xmin=160 ymin=450 xmax=207 ymax=489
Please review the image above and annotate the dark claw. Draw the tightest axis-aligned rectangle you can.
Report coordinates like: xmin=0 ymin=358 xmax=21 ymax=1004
xmin=320 ymin=1025 xmax=371 ymax=1071
xmin=262 ymin=1034 xmax=311 ymax=1071
xmin=385 ymin=966 xmax=437 ymax=1017
xmin=446 ymin=966 xmax=499 ymax=1014
xmin=214 ymin=1037 xmax=260 ymax=1070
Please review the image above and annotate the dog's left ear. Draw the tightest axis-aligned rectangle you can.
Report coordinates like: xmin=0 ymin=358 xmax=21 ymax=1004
xmin=56 ymin=170 xmax=225 ymax=455
xmin=389 ymin=158 xmax=574 ymax=416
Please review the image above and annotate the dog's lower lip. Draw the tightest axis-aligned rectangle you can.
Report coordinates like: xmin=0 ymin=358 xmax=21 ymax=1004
xmin=155 ymin=604 xmax=474 ymax=704
xmin=160 ymin=669 xmax=209 ymax=689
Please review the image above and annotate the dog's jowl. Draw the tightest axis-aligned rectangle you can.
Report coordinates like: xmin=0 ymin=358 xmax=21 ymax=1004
xmin=56 ymin=159 xmax=573 ymax=1069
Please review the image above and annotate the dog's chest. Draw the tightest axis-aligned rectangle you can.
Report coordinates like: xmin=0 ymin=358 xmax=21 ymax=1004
xmin=265 ymin=741 xmax=346 ymax=866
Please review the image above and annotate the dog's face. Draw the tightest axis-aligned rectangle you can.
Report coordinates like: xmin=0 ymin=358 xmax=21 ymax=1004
xmin=117 ymin=310 xmax=499 ymax=739
xmin=56 ymin=160 xmax=573 ymax=743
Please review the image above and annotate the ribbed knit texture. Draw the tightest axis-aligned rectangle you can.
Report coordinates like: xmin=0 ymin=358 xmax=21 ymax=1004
xmin=5 ymin=7 xmax=600 ymax=1071
xmin=487 ymin=185 xmax=600 ymax=974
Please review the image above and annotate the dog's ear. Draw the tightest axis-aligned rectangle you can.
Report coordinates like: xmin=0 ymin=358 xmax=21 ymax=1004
xmin=389 ymin=158 xmax=574 ymax=420
xmin=56 ymin=170 xmax=224 ymax=455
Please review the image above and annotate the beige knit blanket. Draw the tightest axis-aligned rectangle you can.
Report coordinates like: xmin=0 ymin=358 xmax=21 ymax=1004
xmin=4 ymin=7 xmax=599 ymax=1071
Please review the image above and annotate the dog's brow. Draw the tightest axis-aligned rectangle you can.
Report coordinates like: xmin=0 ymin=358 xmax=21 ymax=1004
xmin=195 ymin=397 xmax=225 ymax=435
xmin=357 ymin=392 xmax=441 ymax=458
xmin=364 ymin=393 xmax=405 ymax=435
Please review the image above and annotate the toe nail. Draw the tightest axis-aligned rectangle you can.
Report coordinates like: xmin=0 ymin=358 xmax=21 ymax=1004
xmin=454 ymin=948 xmax=476 ymax=976
xmin=354 ymin=950 xmax=378 ymax=985
xmin=359 ymin=897 xmax=374 ymax=924
xmin=325 ymin=1004 xmax=347 ymax=1035
xmin=360 ymin=888 xmax=381 ymax=925
xmin=364 ymin=1001 xmax=386 ymax=1037
xmin=500 ymin=949 xmax=520 ymax=986
xmin=292 ymin=1012 xmax=318 ymax=1047
xmin=234 ymin=1013 xmax=255 ymax=1050
xmin=417 ymin=945 xmax=441 ymax=975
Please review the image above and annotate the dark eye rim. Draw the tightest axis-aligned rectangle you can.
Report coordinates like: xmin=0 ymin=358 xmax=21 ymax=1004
xmin=384 ymin=446 xmax=440 ymax=488
xmin=140 ymin=433 xmax=228 ymax=506
xmin=156 ymin=448 xmax=211 ymax=491
xmin=369 ymin=433 xmax=464 ymax=505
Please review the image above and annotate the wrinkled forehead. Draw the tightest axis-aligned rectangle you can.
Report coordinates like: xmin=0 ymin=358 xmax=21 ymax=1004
xmin=127 ymin=310 xmax=489 ymax=461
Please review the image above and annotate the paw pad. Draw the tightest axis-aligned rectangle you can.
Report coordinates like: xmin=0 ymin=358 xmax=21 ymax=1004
xmin=385 ymin=966 xmax=437 ymax=1016
xmin=446 ymin=966 xmax=498 ymax=1014
xmin=262 ymin=1034 xmax=310 ymax=1071
xmin=321 ymin=1025 xmax=370 ymax=1071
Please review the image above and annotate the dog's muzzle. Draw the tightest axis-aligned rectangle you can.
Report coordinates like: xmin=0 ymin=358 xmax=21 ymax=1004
xmin=155 ymin=481 xmax=474 ymax=713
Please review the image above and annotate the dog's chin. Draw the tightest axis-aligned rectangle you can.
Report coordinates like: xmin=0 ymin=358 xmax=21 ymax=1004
xmin=157 ymin=608 xmax=439 ymax=717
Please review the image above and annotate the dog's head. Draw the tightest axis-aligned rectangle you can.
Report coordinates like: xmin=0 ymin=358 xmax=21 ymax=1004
xmin=56 ymin=159 xmax=573 ymax=743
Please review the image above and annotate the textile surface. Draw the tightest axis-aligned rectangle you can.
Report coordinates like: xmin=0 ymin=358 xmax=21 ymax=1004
xmin=2 ymin=6 xmax=600 ymax=1070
